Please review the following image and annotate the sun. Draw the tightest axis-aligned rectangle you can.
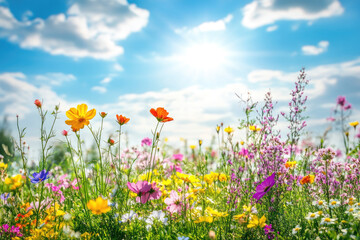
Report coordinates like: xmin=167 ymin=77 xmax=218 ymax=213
xmin=177 ymin=42 xmax=230 ymax=75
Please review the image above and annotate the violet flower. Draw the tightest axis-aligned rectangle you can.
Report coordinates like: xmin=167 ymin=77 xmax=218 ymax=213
xmin=30 ymin=170 xmax=50 ymax=184
xmin=253 ymin=173 xmax=276 ymax=201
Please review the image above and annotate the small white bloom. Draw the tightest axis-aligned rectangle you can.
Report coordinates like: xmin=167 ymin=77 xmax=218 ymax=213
xmin=312 ymin=200 xmax=327 ymax=208
xmin=121 ymin=210 xmax=137 ymax=222
xmin=305 ymin=212 xmax=319 ymax=220
xmin=329 ymin=199 xmax=341 ymax=208
xmin=63 ymin=213 xmax=72 ymax=221
xmin=345 ymin=206 xmax=357 ymax=214
xmin=320 ymin=217 xmax=337 ymax=225
xmin=292 ymin=225 xmax=301 ymax=235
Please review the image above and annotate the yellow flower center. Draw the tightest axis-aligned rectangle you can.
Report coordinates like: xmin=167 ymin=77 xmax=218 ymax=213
xmin=295 ymin=228 xmax=300 ymax=231
xmin=349 ymin=208 xmax=354 ymax=212
xmin=318 ymin=201 xmax=323 ymax=205
xmin=331 ymin=201 xmax=336 ymax=205
xmin=310 ymin=214 xmax=316 ymax=218
xmin=325 ymin=218 xmax=331 ymax=222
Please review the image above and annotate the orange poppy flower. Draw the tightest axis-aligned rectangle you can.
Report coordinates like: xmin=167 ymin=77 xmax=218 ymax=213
xmin=116 ymin=114 xmax=130 ymax=125
xmin=150 ymin=107 xmax=173 ymax=123
xmin=65 ymin=104 xmax=96 ymax=131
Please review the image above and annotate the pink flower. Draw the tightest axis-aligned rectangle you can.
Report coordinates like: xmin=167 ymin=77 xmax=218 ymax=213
xmin=326 ymin=117 xmax=335 ymax=122
xmin=62 ymin=130 xmax=68 ymax=136
xmin=141 ymin=137 xmax=152 ymax=147
xmin=172 ymin=154 xmax=183 ymax=161
xmin=148 ymin=182 xmax=162 ymax=200
xmin=337 ymin=96 xmax=346 ymax=106
xmin=164 ymin=190 xmax=182 ymax=213
xmin=127 ymin=181 xmax=152 ymax=204
xmin=344 ymin=104 xmax=352 ymax=110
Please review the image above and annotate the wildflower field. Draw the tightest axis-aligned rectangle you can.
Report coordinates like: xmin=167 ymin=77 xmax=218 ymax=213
xmin=0 ymin=70 xmax=360 ymax=240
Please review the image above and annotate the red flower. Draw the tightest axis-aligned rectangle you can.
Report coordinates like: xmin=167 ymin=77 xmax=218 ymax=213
xmin=100 ymin=112 xmax=107 ymax=118
xmin=34 ymin=99 xmax=42 ymax=108
xmin=150 ymin=107 xmax=173 ymax=123
xmin=116 ymin=115 xmax=130 ymax=125
xmin=62 ymin=130 xmax=68 ymax=136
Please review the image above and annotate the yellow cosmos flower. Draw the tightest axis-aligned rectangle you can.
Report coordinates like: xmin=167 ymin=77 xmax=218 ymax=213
xmin=87 ymin=197 xmax=111 ymax=215
xmin=224 ymin=126 xmax=234 ymax=134
xmin=349 ymin=121 xmax=359 ymax=128
xmin=206 ymin=207 xmax=229 ymax=218
xmin=0 ymin=162 xmax=7 ymax=169
xmin=190 ymin=145 xmax=196 ymax=150
xmin=65 ymin=104 xmax=96 ymax=131
xmin=247 ymin=215 xmax=266 ymax=228
xmin=194 ymin=216 xmax=214 ymax=223
xmin=233 ymin=213 xmax=246 ymax=223
xmin=5 ymin=174 xmax=24 ymax=190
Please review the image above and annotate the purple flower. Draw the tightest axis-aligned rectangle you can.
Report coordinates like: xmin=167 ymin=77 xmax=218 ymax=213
xmin=29 ymin=170 xmax=50 ymax=184
xmin=141 ymin=137 xmax=152 ymax=147
xmin=252 ymin=173 xmax=275 ymax=201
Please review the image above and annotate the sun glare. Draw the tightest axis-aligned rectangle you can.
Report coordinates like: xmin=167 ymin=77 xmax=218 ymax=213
xmin=178 ymin=42 xmax=230 ymax=74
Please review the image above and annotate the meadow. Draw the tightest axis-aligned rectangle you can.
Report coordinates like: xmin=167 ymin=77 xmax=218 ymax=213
xmin=0 ymin=69 xmax=359 ymax=239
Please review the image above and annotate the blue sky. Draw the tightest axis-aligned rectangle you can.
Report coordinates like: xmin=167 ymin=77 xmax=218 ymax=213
xmin=0 ymin=0 xmax=360 ymax=154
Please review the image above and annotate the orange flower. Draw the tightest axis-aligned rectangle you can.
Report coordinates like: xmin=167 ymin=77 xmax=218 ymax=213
xmin=300 ymin=175 xmax=315 ymax=185
xmin=116 ymin=114 xmax=130 ymax=125
xmin=150 ymin=107 xmax=173 ymax=123
xmin=65 ymin=104 xmax=96 ymax=131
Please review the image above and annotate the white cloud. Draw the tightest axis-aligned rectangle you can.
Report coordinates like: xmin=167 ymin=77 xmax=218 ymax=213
xmin=91 ymin=86 xmax=107 ymax=93
xmin=242 ymin=0 xmax=344 ymax=29
xmin=266 ymin=25 xmax=278 ymax=32
xmin=35 ymin=72 xmax=76 ymax=86
xmin=100 ymin=77 xmax=112 ymax=84
xmin=0 ymin=0 xmax=149 ymax=59
xmin=175 ymin=14 xmax=233 ymax=35
xmin=114 ymin=63 xmax=124 ymax=71
xmin=247 ymin=58 xmax=360 ymax=98
xmin=302 ymin=40 xmax=329 ymax=55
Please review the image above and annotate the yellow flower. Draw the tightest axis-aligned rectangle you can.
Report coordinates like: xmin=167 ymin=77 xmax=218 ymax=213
xmin=218 ymin=173 xmax=227 ymax=182
xmin=176 ymin=172 xmax=199 ymax=183
xmin=216 ymin=125 xmax=220 ymax=133
xmin=206 ymin=207 xmax=228 ymax=218
xmin=87 ymin=197 xmax=111 ymax=215
xmin=65 ymin=104 xmax=96 ymax=131
xmin=5 ymin=174 xmax=24 ymax=190
xmin=240 ymin=141 xmax=244 ymax=145
xmin=233 ymin=213 xmax=246 ymax=223
xmin=349 ymin=121 xmax=359 ymax=128
xmin=194 ymin=216 xmax=214 ymax=223
xmin=247 ymin=215 xmax=266 ymax=228
xmin=224 ymin=126 xmax=234 ymax=134
xmin=190 ymin=145 xmax=196 ymax=150
xmin=0 ymin=162 xmax=7 ymax=169
xmin=285 ymin=161 xmax=297 ymax=169
xmin=249 ymin=125 xmax=256 ymax=131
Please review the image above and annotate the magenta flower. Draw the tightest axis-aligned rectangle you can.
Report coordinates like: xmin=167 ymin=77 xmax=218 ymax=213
xmin=141 ymin=137 xmax=152 ymax=147
xmin=337 ymin=96 xmax=346 ymax=106
xmin=164 ymin=190 xmax=182 ymax=213
xmin=252 ymin=173 xmax=275 ymax=201
xmin=127 ymin=181 xmax=152 ymax=204
xmin=148 ymin=182 xmax=162 ymax=200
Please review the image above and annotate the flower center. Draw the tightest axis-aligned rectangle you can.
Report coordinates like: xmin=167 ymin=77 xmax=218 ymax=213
xmin=264 ymin=186 xmax=270 ymax=192
xmin=325 ymin=218 xmax=331 ymax=222
xmin=310 ymin=214 xmax=315 ymax=218
xmin=78 ymin=117 xmax=86 ymax=123
xmin=331 ymin=201 xmax=336 ymax=205
xmin=318 ymin=201 xmax=323 ymax=205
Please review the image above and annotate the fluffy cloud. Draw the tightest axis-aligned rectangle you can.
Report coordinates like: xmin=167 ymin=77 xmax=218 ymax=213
xmin=175 ymin=14 xmax=233 ymax=35
xmin=0 ymin=0 xmax=149 ymax=59
xmin=1 ymin=58 xmax=360 ymax=159
xmin=242 ymin=0 xmax=344 ymax=29
xmin=266 ymin=25 xmax=278 ymax=32
xmin=35 ymin=72 xmax=76 ymax=86
xmin=91 ymin=86 xmax=107 ymax=94
xmin=302 ymin=41 xmax=329 ymax=55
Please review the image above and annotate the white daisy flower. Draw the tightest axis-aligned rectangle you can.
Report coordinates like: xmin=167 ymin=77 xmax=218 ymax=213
xmin=313 ymin=200 xmax=327 ymax=208
xmin=345 ymin=206 xmax=357 ymax=214
xmin=292 ymin=225 xmax=301 ymax=235
xmin=320 ymin=217 xmax=337 ymax=225
xmin=121 ymin=210 xmax=137 ymax=223
xmin=305 ymin=212 xmax=319 ymax=220
xmin=329 ymin=199 xmax=341 ymax=208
